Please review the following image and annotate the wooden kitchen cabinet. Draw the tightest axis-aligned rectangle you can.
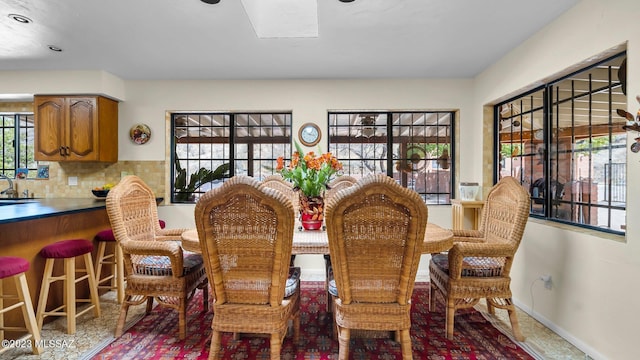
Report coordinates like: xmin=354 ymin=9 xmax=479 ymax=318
xmin=34 ymin=95 xmax=118 ymax=162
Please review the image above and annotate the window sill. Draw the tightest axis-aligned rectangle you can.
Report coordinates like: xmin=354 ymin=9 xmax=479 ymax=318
xmin=528 ymin=217 xmax=626 ymax=243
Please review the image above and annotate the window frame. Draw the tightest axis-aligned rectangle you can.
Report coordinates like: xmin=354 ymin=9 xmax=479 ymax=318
xmin=328 ymin=110 xmax=455 ymax=204
xmin=170 ymin=111 xmax=292 ymax=203
xmin=494 ymin=51 xmax=627 ymax=235
xmin=1 ymin=113 xmax=36 ymax=179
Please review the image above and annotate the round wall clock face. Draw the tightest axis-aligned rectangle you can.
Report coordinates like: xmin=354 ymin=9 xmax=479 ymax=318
xmin=299 ymin=123 xmax=321 ymax=147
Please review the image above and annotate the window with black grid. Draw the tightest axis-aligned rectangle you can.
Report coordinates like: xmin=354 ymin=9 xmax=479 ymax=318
xmin=171 ymin=112 xmax=292 ymax=203
xmin=496 ymin=51 xmax=627 ymax=234
xmin=328 ymin=111 xmax=454 ymax=204
xmin=1 ymin=113 xmax=35 ymax=179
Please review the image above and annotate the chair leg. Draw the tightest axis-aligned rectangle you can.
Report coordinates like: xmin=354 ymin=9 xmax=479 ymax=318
xmin=115 ymin=244 xmax=125 ymax=304
xmin=209 ymin=330 xmax=222 ymax=360
xmin=83 ymin=253 xmax=101 ymax=318
xmin=94 ymin=241 xmax=107 ymax=288
xmin=64 ymin=257 xmax=76 ymax=334
xmin=324 ymin=255 xmax=332 ymax=313
xmin=446 ymin=299 xmax=455 ymax=340
xmin=337 ymin=326 xmax=350 ymax=360
xmin=293 ymin=309 xmax=300 ymax=343
xmin=507 ymin=303 xmax=525 ymax=341
xmin=399 ymin=329 xmax=412 ymax=360
xmin=114 ymin=299 xmax=130 ymax=338
xmin=145 ymin=297 xmax=154 ymax=314
xmin=15 ymin=273 xmax=43 ymax=355
xmin=486 ymin=297 xmax=495 ymax=315
xmin=201 ymin=282 xmax=209 ymax=313
xmin=178 ymin=297 xmax=187 ymax=340
xmin=269 ymin=333 xmax=281 ymax=360
xmin=429 ymin=283 xmax=436 ymax=311
xmin=36 ymin=258 xmax=55 ymax=331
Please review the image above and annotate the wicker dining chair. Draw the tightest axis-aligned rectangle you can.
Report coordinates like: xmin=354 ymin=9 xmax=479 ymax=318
xmin=429 ymin=176 xmax=530 ymax=341
xmin=194 ymin=176 xmax=301 ymax=360
xmin=105 ymin=175 xmax=208 ymax=340
xmin=322 ymin=175 xmax=357 ymax=312
xmin=325 ymin=175 xmax=358 ymax=203
xmin=261 ymin=174 xmax=300 ymax=268
xmin=325 ymin=174 xmax=428 ymax=360
xmin=261 ymin=174 xmax=299 ymax=218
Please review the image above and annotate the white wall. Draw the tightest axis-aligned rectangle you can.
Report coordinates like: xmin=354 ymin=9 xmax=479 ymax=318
xmin=119 ymin=78 xmax=467 ymax=278
xmin=474 ymin=0 xmax=639 ymax=359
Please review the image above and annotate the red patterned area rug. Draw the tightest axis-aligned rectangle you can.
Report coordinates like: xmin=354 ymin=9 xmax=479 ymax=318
xmin=91 ymin=282 xmax=538 ymax=359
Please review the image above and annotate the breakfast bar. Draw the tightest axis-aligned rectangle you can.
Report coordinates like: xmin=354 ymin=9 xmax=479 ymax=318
xmin=0 ymin=198 xmax=112 ymax=337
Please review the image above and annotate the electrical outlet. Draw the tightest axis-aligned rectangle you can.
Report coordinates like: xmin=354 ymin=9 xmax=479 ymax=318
xmin=539 ymin=274 xmax=552 ymax=289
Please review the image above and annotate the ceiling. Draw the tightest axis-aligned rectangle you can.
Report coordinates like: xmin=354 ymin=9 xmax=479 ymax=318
xmin=0 ymin=0 xmax=580 ymax=81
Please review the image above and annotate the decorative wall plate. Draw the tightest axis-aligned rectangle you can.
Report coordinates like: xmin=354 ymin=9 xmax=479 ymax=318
xmin=130 ymin=124 xmax=151 ymax=145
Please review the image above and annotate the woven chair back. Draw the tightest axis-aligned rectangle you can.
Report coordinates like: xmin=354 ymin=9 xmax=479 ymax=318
xmin=261 ymin=174 xmax=299 ymax=216
xmin=106 ymin=175 xmax=167 ymax=269
xmin=325 ymin=174 xmax=427 ymax=305
xmin=325 ymin=175 xmax=357 ymax=204
xmin=470 ymin=176 xmax=530 ymax=273
xmin=195 ymin=176 xmax=295 ymax=306
xmin=478 ymin=176 xmax=530 ymax=249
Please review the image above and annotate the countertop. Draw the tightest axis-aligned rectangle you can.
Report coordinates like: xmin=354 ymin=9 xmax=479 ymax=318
xmin=0 ymin=197 xmax=163 ymax=224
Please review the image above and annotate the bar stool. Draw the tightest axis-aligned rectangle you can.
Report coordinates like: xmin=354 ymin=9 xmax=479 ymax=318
xmin=36 ymin=239 xmax=101 ymax=335
xmin=0 ymin=257 xmax=42 ymax=355
xmin=94 ymin=229 xmax=125 ymax=304
xmin=94 ymin=220 xmax=166 ymax=304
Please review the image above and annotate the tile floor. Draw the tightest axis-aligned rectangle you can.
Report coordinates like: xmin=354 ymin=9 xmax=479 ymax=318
xmin=1 ymin=287 xmax=587 ymax=359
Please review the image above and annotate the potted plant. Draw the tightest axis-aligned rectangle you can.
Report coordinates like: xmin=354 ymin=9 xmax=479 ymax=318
xmin=276 ymin=141 xmax=342 ymax=229
xmin=173 ymin=155 xmax=229 ymax=202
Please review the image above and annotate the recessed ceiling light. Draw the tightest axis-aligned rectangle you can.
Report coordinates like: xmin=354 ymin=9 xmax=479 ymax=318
xmin=48 ymin=45 xmax=62 ymax=52
xmin=201 ymin=0 xmax=221 ymax=4
xmin=339 ymin=0 xmax=355 ymax=2
xmin=8 ymin=14 xmax=32 ymax=24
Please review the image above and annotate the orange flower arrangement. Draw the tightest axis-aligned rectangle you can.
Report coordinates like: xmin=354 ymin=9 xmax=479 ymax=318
xmin=276 ymin=142 xmax=342 ymax=197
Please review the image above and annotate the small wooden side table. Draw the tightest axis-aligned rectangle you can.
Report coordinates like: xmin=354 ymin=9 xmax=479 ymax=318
xmin=451 ymin=199 xmax=484 ymax=230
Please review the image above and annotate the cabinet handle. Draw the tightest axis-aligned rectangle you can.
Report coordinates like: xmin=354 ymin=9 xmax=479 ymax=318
xmin=59 ymin=147 xmax=65 ymax=156
xmin=65 ymin=146 xmax=70 ymax=156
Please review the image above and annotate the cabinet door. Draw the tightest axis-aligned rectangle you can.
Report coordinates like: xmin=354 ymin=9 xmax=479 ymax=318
xmin=66 ymin=97 xmax=99 ymax=161
xmin=34 ymin=96 xmax=66 ymax=161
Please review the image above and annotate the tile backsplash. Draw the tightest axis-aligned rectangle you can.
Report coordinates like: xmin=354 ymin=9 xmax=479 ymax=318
xmin=7 ymin=161 xmax=166 ymax=199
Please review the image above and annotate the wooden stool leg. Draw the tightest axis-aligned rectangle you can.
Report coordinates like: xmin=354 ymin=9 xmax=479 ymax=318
xmin=94 ymin=241 xmax=107 ymax=287
xmin=83 ymin=253 xmax=101 ymax=318
xmin=15 ymin=273 xmax=43 ymax=355
xmin=36 ymin=258 xmax=55 ymax=330
xmin=64 ymin=257 xmax=76 ymax=334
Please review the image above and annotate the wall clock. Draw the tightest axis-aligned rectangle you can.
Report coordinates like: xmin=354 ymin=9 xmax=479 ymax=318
xmin=298 ymin=123 xmax=321 ymax=147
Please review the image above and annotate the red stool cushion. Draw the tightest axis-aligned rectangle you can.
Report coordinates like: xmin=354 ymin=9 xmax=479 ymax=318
xmin=0 ymin=256 xmax=30 ymax=279
xmin=40 ymin=239 xmax=94 ymax=259
xmin=95 ymin=229 xmax=116 ymax=242
xmin=95 ymin=220 xmax=166 ymax=243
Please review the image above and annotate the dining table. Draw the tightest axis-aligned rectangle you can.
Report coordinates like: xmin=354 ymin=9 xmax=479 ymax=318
xmin=180 ymin=222 xmax=453 ymax=255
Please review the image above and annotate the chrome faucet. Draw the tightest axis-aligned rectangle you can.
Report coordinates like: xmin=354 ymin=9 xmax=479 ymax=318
xmin=0 ymin=173 xmax=16 ymax=198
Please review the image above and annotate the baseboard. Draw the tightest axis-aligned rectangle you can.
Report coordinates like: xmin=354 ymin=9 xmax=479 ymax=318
xmin=300 ymin=269 xmax=325 ymax=281
xmin=512 ymin=298 xmax=601 ymax=360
